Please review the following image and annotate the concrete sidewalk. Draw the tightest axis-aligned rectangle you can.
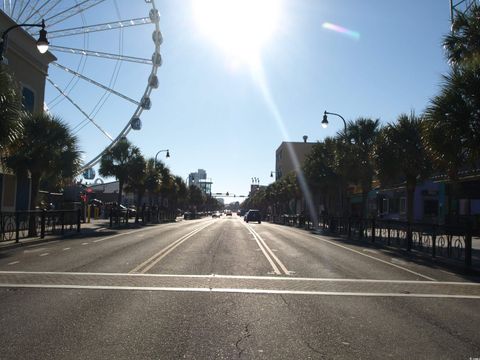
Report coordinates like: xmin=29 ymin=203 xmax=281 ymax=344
xmin=0 ymin=216 xmax=185 ymax=252
xmin=0 ymin=219 xmax=111 ymax=251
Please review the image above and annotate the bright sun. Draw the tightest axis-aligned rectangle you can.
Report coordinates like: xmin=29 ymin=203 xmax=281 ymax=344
xmin=193 ymin=0 xmax=281 ymax=65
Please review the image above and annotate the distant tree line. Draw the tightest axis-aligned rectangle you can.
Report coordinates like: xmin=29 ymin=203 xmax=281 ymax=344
xmin=99 ymin=138 xmax=223 ymax=213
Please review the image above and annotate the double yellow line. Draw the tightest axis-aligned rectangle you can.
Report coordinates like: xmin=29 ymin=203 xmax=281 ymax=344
xmin=242 ymin=222 xmax=290 ymax=275
xmin=130 ymin=221 xmax=214 ymax=274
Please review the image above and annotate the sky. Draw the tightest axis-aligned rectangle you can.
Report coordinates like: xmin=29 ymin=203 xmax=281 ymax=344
xmin=8 ymin=0 xmax=455 ymax=203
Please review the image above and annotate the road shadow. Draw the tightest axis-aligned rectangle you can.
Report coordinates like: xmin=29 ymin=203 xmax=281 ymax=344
xmin=311 ymin=229 xmax=480 ymax=282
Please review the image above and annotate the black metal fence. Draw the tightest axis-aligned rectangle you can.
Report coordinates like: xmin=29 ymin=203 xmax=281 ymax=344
xmin=109 ymin=207 xmax=176 ymax=228
xmin=0 ymin=209 xmax=81 ymax=243
xmin=324 ymin=216 xmax=478 ymax=270
xmin=270 ymin=214 xmax=478 ymax=271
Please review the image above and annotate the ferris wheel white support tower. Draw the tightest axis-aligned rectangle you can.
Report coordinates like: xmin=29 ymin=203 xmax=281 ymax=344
xmin=450 ymin=0 xmax=479 ymax=27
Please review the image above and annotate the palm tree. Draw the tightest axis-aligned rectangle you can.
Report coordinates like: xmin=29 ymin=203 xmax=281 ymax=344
xmin=0 ymin=65 xmax=22 ymax=158
xmin=443 ymin=4 xmax=480 ymax=69
xmin=5 ymin=112 xmax=81 ymax=211
xmin=375 ymin=112 xmax=431 ymax=223
xmin=5 ymin=112 xmax=80 ymax=236
xmin=99 ymin=138 xmax=142 ymax=205
xmin=144 ymin=158 xmax=162 ymax=205
xmin=173 ymin=176 xmax=188 ymax=211
xmin=303 ymin=137 xmax=342 ymax=216
xmin=188 ymin=184 xmax=205 ymax=211
xmin=344 ymin=118 xmax=381 ymax=218
xmin=124 ymin=153 xmax=147 ymax=209
xmin=424 ymin=4 xmax=480 ymax=223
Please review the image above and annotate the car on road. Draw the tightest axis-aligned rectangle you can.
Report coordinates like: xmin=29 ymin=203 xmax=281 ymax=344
xmin=225 ymin=210 xmax=232 ymax=216
xmin=245 ymin=209 xmax=261 ymax=224
xmin=212 ymin=211 xmax=222 ymax=218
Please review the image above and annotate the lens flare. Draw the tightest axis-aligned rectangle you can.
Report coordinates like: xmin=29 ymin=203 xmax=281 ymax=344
xmin=249 ymin=57 xmax=319 ymax=227
xmin=322 ymin=22 xmax=360 ymax=40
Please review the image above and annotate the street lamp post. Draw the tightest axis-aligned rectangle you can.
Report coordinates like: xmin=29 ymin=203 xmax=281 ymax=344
xmin=270 ymin=171 xmax=277 ymax=178
xmin=322 ymin=110 xmax=351 ymax=219
xmin=154 ymin=149 xmax=170 ymax=166
xmin=0 ymin=19 xmax=49 ymax=62
xmin=322 ymin=111 xmax=347 ymax=134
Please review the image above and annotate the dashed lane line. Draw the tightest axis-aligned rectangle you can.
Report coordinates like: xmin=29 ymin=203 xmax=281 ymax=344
xmin=7 ymin=261 xmax=19 ymax=266
xmin=39 ymin=253 xmax=49 ymax=257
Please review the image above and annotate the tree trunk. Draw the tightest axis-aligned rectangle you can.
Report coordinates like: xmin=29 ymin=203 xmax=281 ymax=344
xmin=117 ymin=179 xmax=123 ymax=205
xmin=28 ymin=174 xmax=40 ymax=236
xmin=406 ymin=180 xmax=416 ymax=224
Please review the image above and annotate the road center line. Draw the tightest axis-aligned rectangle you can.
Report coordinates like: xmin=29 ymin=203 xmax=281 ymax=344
xmin=130 ymin=221 xmax=215 ymax=274
xmin=242 ymin=221 xmax=290 ymax=275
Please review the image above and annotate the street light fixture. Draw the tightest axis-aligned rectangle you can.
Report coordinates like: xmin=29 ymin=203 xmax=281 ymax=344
xmin=154 ymin=149 xmax=170 ymax=166
xmin=270 ymin=171 xmax=277 ymax=178
xmin=322 ymin=110 xmax=347 ymax=133
xmin=0 ymin=19 xmax=49 ymax=62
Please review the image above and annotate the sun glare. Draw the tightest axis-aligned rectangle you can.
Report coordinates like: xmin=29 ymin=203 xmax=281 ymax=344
xmin=193 ymin=0 xmax=281 ymax=64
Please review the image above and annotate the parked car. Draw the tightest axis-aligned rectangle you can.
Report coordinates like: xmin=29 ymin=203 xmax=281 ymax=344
xmin=245 ymin=209 xmax=261 ymax=224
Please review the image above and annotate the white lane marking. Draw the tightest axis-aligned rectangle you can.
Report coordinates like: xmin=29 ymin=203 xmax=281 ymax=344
xmin=7 ymin=261 xmax=19 ymax=266
xmin=91 ymin=222 xmax=181 ymax=243
xmin=1 ymin=271 xmax=478 ymax=286
xmin=130 ymin=221 xmax=215 ymax=274
xmin=29 ymin=240 xmax=59 ymax=247
xmin=81 ymin=243 xmax=89 ymax=246
xmin=306 ymin=234 xmax=437 ymax=281
xmin=363 ymin=249 xmax=379 ymax=254
xmin=242 ymin=221 xmax=290 ymax=275
xmin=268 ymin=224 xmax=437 ymax=281
xmin=39 ymin=253 xmax=49 ymax=257
xmin=62 ymin=248 xmax=71 ymax=251
xmin=391 ymin=258 xmax=409 ymax=266
xmin=0 ymin=283 xmax=479 ymax=299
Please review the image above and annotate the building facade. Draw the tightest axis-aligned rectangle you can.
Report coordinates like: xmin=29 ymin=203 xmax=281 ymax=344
xmin=275 ymin=140 xmax=315 ymax=180
xmin=0 ymin=11 xmax=56 ymax=211
xmin=188 ymin=169 xmax=212 ymax=195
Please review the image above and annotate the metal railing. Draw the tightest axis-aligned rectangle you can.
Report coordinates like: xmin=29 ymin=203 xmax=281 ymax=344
xmin=319 ymin=216 xmax=476 ymax=270
xmin=108 ymin=207 xmax=176 ymax=228
xmin=268 ymin=213 xmax=477 ymax=270
xmin=0 ymin=209 xmax=81 ymax=242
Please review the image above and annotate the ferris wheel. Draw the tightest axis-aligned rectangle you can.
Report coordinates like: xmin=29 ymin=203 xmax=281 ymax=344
xmin=0 ymin=0 xmax=162 ymax=179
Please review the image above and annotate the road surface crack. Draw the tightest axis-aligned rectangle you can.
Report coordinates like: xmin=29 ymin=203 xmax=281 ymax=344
xmin=280 ymin=294 xmax=325 ymax=357
xmin=235 ymin=319 xmax=259 ymax=358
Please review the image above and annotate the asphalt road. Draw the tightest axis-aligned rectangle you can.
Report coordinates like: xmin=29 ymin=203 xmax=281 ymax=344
xmin=0 ymin=214 xmax=479 ymax=359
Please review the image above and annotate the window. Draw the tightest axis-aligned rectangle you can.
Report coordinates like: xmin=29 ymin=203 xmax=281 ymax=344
xmin=382 ymin=198 xmax=389 ymax=214
xmin=424 ymin=199 xmax=439 ymax=216
xmin=22 ymin=87 xmax=35 ymax=113
xmin=399 ymin=197 xmax=406 ymax=214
